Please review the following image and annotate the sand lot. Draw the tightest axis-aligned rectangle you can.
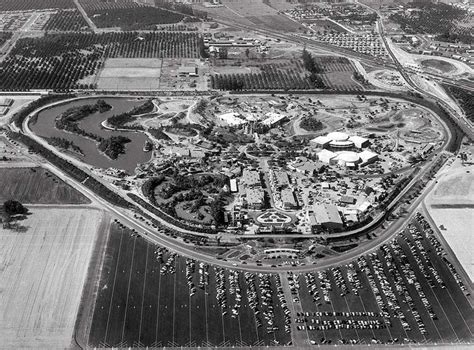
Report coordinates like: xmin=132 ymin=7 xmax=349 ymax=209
xmin=426 ymin=165 xmax=474 ymax=282
xmin=97 ymin=58 xmax=162 ymax=90
xmin=427 ymin=208 xmax=473 ymax=283
xmin=0 ymin=208 xmax=103 ymax=348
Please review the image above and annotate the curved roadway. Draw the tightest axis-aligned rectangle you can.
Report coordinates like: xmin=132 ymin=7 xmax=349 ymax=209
xmin=15 ymin=91 xmax=453 ymax=273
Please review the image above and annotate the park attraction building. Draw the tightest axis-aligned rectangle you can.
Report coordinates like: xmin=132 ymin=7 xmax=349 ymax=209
xmin=311 ymin=132 xmax=370 ymax=151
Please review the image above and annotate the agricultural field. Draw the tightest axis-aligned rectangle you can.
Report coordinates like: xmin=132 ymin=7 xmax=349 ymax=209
xmin=314 ymin=56 xmax=364 ymax=91
xmin=211 ymin=62 xmax=314 ymax=91
xmin=96 ymin=59 xmax=162 ymax=91
xmin=87 ymin=222 xmax=292 ymax=347
xmin=0 ymin=32 xmax=202 ymax=90
xmin=43 ymin=9 xmax=90 ymax=32
xmin=0 ymin=31 xmax=12 ymax=47
xmin=211 ymin=56 xmax=364 ymax=91
xmin=0 ymin=208 xmax=103 ymax=348
xmin=86 ymin=6 xmax=186 ymax=31
xmin=389 ymin=2 xmax=473 ymax=44
xmin=221 ymin=0 xmax=301 ymax=32
xmin=443 ymin=85 xmax=474 ymax=123
xmin=78 ymin=0 xmax=144 ymax=11
xmin=0 ymin=0 xmax=74 ymax=12
xmin=0 ymin=167 xmax=90 ymax=204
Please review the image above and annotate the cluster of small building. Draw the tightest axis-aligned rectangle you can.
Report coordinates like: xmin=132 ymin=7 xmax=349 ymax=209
xmin=309 ymin=32 xmax=388 ymax=59
xmin=269 ymin=170 xmax=298 ymax=210
xmin=203 ymin=32 xmax=269 ymax=53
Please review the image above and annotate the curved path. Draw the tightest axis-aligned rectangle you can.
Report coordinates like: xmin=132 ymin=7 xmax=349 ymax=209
xmin=15 ymin=92 xmax=452 ymax=273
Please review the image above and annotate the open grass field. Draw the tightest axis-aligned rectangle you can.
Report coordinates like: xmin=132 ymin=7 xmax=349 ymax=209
xmin=0 ymin=208 xmax=103 ymax=348
xmin=88 ymin=222 xmax=292 ymax=347
xmin=97 ymin=58 xmax=162 ymax=90
xmin=0 ymin=167 xmax=90 ymax=204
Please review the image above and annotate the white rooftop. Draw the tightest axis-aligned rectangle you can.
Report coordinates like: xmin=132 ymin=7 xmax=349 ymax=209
xmin=218 ymin=112 xmax=247 ymax=126
xmin=327 ymin=131 xmax=349 ymax=141
xmin=359 ymin=150 xmax=378 ymax=163
xmin=311 ymin=135 xmax=332 ymax=145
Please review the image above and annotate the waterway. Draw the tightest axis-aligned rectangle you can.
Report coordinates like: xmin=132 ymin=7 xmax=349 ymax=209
xmin=30 ymin=97 xmax=151 ymax=174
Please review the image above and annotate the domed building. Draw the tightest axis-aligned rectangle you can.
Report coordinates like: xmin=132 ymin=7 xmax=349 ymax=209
xmin=311 ymin=132 xmax=370 ymax=150
xmin=336 ymin=151 xmax=360 ymax=168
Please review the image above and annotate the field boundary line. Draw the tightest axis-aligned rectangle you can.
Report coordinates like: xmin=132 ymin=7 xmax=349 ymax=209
xmin=138 ymin=243 xmax=149 ymax=343
xmin=103 ymin=226 xmax=125 ymax=344
xmin=121 ymin=235 xmax=138 ymax=343
xmin=73 ymin=211 xmax=110 ymax=348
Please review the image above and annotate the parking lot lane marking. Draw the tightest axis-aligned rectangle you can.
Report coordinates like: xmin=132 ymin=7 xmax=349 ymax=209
xmin=419 ymin=271 xmax=461 ymax=341
xmin=138 ymin=243 xmax=149 ymax=344
xmin=121 ymin=236 xmax=137 ymax=343
xmin=442 ymin=286 xmax=474 ymax=336
xmin=358 ymin=266 xmax=394 ymax=341
xmin=412 ymin=230 xmax=474 ymax=338
xmin=220 ymin=290 xmax=226 ymax=343
xmin=204 ymin=280 xmax=209 ymax=344
xmin=356 ymin=294 xmax=377 ymax=340
xmin=172 ymin=257 xmax=178 ymax=344
xmin=399 ymin=236 xmax=457 ymax=341
xmin=189 ymin=286 xmax=192 ymax=346
xmin=104 ymin=227 xmax=124 ymax=344
xmin=343 ymin=295 xmax=361 ymax=343
xmin=389 ymin=242 xmax=443 ymax=341
xmin=154 ymin=253 xmax=162 ymax=344
xmin=283 ymin=272 xmax=309 ymax=347
xmin=237 ymin=314 xmax=243 ymax=344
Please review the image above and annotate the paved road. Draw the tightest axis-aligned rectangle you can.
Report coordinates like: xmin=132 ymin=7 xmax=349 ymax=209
xmin=13 ymin=92 xmax=453 ymax=275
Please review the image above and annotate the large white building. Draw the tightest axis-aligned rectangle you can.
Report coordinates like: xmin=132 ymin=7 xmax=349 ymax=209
xmin=310 ymin=204 xmax=343 ymax=232
xmin=317 ymin=149 xmax=379 ymax=168
xmin=318 ymin=149 xmax=337 ymax=164
xmin=311 ymin=132 xmax=369 ymax=150
xmin=217 ymin=112 xmax=247 ymax=126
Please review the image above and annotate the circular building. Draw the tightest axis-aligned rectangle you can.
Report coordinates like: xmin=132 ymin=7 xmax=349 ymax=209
xmin=336 ymin=151 xmax=360 ymax=168
xmin=326 ymin=131 xmax=354 ymax=150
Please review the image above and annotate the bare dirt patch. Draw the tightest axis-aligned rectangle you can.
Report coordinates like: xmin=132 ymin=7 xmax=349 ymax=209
xmin=0 ymin=208 xmax=103 ymax=348
xmin=97 ymin=58 xmax=162 ymax=90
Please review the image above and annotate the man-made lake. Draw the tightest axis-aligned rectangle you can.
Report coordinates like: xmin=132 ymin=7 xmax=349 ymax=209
xmin=31 ymin=97 xmax=152 ymax=174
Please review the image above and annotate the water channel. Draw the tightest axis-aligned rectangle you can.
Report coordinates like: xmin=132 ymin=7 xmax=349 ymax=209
xmin=30 ymin=97 xmax=152 ymax=174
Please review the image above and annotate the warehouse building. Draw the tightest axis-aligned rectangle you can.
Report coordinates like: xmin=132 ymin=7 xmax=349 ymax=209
xmin=310 ymin=204 xmax=343 ymax=232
